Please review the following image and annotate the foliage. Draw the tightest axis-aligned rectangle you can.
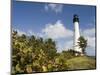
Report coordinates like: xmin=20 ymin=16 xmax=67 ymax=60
xmin=12 ymin=30 xmax=95 ymax=75
xmin=78 ymin=36 xmax=87 ymax=54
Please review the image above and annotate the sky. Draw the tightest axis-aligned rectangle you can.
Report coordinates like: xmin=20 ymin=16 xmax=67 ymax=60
xmin=12 ymin=0 xmax=96 ymax=56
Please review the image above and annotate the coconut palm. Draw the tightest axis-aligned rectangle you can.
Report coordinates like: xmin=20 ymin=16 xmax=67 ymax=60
xmin=78 ymin=36 xmax=87 ymax=54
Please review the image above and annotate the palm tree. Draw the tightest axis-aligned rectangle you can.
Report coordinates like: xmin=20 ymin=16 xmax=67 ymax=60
xmin=78 ymin=36 xmax=87 ymax=54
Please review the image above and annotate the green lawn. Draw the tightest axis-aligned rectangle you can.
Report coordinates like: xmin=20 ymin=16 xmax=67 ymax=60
xmin=66 ymin=56 xmax=96 ymax=70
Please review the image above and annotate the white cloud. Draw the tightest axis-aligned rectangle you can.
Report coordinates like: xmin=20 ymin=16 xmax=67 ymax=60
xmin=12 ymin=29 xmax=27 ymax=36
xmin=57 ymin=27 xmax=96 ymax=55
xmin=64 ymin=40 xmax=73 ymax=50
xmin=82 ymin=28 xmax=96 ymax=56
xmin=42 ymin=20 xmax=73 ymax=39
xmin=18 ymin=30 xmax=27 ymax=36
xmin=27 ymin=30 xmax=35 ymax=36
xmin=44 ymin=3 xmax=63 ymax=13
xmin=86 ymin=46 xmax=95 ymax=56
xmin=42 ymin=20 xmax=74 ymax=52
xmin=87 ymin=37 xmax=95 ymax=48
xmin=12 ymin=28 xmax=37 ymax=36
xmin=83 ymin=28 xmax=95 ymax=37
xmin=12 ymin=25 xmax=96 ymax=56
xmin=82 ymin=28 xmax=95 ymax=47
xmin=56 ymin=39 xmax=73 ymax=52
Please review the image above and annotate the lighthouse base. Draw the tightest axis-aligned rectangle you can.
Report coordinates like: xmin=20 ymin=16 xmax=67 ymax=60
xmin=75 ymin=52 xmax=84 ymax=56
xmin=74 ymin=46 xmax=84 ymax=56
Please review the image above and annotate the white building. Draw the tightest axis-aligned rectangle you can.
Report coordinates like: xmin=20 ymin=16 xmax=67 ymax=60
xmin=73 ymin=14 xmax=82 ymax=55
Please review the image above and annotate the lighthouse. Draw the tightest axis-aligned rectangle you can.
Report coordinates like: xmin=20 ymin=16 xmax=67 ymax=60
xmin=73 ymin=14 xmax=82 ymax=54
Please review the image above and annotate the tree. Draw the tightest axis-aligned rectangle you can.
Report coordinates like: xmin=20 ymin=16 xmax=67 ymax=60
xmin=44 ymin=38 xmax=57 ymax=60
xmin=78 ymin=36 xmax=87 ymax=54
xmin=13 ymin=30 xmax=89 ymax=74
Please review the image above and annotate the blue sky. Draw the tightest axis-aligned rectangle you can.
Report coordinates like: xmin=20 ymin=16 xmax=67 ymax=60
xmin=12 ymin=0 xmax=96 ymax=56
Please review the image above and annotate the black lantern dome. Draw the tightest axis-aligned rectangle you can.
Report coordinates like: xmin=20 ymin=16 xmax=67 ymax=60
xmin=73 ymin=14 xmax=79 ymax=23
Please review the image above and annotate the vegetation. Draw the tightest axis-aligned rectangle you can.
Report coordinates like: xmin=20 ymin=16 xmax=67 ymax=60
xmin=66 ymin=56 xmax=96 ymax=70
xmin=78 ymin=36 xmax=87 ymax=54
xmin=12 ymin=30 xmax=96 ymax=75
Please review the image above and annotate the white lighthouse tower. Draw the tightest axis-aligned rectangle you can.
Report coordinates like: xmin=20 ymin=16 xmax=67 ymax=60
xmin=73 ymin=14 xmax=82 ymax=54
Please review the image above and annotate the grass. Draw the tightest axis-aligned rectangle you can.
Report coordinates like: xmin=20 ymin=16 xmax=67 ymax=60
xmin=66 ymin=56 xmax=96 ymax=70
